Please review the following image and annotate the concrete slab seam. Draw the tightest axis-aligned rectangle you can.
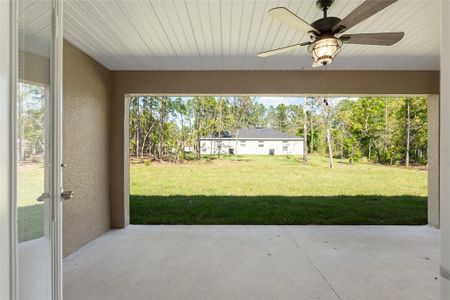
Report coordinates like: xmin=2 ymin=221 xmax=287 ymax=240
xmin=283 ymin=227 xmax=343 ymax=300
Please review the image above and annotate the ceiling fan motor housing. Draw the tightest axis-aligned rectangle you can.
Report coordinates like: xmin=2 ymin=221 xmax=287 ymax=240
xmin=311 ymin=17 xmax=341 ymax=35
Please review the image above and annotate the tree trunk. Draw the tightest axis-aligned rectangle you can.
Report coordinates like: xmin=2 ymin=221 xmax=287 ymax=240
xmin=217 ymin=101 xmax=222 ymax=159
xmin=195 ymin=104 xmax=201 ymax=160
xmin=196 ymin=136 xmax=201 ymax=160
xmin=210 ymin=135 xmax=213 ymax=156
xmin=310 ymin=99 xmax=314 ymax=155
xmin=350 ymin=147 xmax=355 ymax=165
xmin=406 ymin=99 xmax=410 ymax=167
xmin=180 ymin=113 xmax=185 ymax=161
xmin=140 ymin=124 xmax=154 ymax=164
xmin=158 ymin=99 xmax=165 ymax=160
xmin=18 ymin=90 xmax=25 ymax=162
xmin=234 ymin=129 xmax=239 ymax=161
xmin=217 ymin=131 xmax=221 ymax=158
xmin=384 ymin=98 xmax=388 ymax=151
xmin=302 ymin=105 xmax=308 ymax=162
xmin=324 ymin=101 xmax=333 ymax=169
xmin=326 ymin=127 xmax=333 ymax=169
xmin=341 ymin=126 xmax=344 ymax=164
xmin=135 ymin=97 xmax=140 ymax=159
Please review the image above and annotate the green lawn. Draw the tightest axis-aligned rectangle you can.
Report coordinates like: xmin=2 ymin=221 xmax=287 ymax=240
xmin=130 ymin=155 xmax=428 ymax=225
xmin=18 ymin=163 xmax=46 ymax=242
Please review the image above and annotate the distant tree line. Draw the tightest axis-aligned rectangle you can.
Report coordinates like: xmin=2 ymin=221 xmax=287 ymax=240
xmin=17 ymin=83 xmax=47 ymax=163
xmin=129 ymin=96 xmax=428 ymax=167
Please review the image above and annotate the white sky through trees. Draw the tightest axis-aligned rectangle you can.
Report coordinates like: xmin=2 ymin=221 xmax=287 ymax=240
xmin=175 ymin=96 xmax=355 ymax=108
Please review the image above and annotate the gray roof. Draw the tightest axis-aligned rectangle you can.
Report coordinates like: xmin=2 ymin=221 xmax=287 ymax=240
xmin=202 ymin=127 xmax=302 ymax=140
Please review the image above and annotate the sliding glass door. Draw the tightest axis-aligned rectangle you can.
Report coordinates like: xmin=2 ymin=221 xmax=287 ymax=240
xmin=14 ymin=0 xmax=63 ymax=298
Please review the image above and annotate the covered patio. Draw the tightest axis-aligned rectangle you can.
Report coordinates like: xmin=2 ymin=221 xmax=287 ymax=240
xmin=2 ymin=0 xmax=450 ymax=299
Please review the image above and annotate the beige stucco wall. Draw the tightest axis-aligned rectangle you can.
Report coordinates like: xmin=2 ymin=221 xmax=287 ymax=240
xmin=63 ymin=40 xmax=112 ymax=256
xmin=110 ymin=70 xmax=440 ymax=228
xmin=428 ymin=95 xmax=440 ymax=228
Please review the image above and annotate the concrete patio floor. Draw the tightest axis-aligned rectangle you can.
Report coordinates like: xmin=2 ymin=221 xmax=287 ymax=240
xmin=64 ymin=225 xmax=440 ymax=300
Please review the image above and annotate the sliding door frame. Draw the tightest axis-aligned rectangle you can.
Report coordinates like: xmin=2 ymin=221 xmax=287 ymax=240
xmin=8 ymin=0 xmax=64 ymax=298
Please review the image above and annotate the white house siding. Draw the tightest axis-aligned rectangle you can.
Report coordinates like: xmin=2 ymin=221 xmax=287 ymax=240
xmin=200 ymin=139 xmax=303 ymax=156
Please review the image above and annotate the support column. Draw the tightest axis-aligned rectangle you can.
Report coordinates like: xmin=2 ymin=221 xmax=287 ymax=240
xmin=428 ymin=95 xmax=440 ymax=227
xmin=441 ymin=0 xmax=450 ymax=298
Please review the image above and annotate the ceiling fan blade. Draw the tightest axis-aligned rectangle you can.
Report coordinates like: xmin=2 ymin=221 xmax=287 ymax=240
xmin=333 ymin=0 xmax=398 ymax=34
xmin=257 ymin=42 xmax=311 ymax=57
xmin=340 ymin=32 xmax=404 ymax=45
xmin=268 ymin=7 xmax=320 ymax=35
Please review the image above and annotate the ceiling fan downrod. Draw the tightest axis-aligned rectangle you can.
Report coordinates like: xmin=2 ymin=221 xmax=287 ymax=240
xmin=317 ymin=0 xmax=335 ymax=18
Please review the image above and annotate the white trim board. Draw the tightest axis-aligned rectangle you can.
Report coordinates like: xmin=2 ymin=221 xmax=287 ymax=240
xmin=0 ymin=0 xmax=12 ymax=299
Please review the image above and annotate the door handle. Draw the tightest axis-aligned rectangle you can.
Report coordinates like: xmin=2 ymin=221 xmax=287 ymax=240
xmin=61 ymin=190 xmax=74 ymax=200
xmin=37 ymin=192 xmax=50 ymax=202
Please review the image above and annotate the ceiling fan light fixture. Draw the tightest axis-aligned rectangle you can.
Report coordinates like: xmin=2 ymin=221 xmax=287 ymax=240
xmin=308 ymin=37 xmax=342 ymax=65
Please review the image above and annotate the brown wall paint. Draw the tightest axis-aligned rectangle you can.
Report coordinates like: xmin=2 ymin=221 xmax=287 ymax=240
xmin=63 ymin=41 xmax=112 ymax=256
xmin=109 ymin=70 xmax=439 ymax=228
xmin=112 ymin=70 xmax=439 ymax=96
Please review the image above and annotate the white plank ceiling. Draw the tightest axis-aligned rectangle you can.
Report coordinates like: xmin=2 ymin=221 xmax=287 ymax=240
xmin=63 ymin=0 xmax=439 ymax=71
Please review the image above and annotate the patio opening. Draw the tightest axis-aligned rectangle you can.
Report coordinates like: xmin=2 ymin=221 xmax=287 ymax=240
xmin=127 ymin=95 xmax=431 ymax=226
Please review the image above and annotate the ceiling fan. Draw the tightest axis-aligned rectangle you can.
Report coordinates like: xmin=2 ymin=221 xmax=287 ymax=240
xmin=257 ymin=0 xmax=404 ymax=67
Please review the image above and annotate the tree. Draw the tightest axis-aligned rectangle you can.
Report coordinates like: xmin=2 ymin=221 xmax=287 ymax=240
xmin=173 ymin=97 xmax=186 ymax=162
xmin=405 ymin=98 xmax=411 ymax=167
xmin=127 ymin=95 xmax=429 ymax=167
xmin=19 ymin=82 xmax=46 ymax=162
xmin=136 ymin=97 xmax=141 ymax=159
xmin=273 ymin=104 xmax=288 ymax=132
xmin=322 ymin=98 xmax=333 ymax=169
xmin=231 ymin=96 xmax=253 ymax=160
xmin=310 ymin=98 xmax=315 ymax=155
xmin=189 ymin=97 xmax=204 ymax=160
xmin=139 ymin=97 xmax=157 ymax=162
xmin=302 ymin=101 xmax=308 ymax=162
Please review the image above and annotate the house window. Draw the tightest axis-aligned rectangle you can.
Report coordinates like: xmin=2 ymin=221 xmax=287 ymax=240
xmin=258 ymin=140 xmax=264 ymax=147
xmin=240 ymin=140 xmax=246 ymax=147
xmin=282 ymin=141 xmax=288 ymax=151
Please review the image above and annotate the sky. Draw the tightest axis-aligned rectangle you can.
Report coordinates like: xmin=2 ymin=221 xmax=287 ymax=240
xmin=172 ymin=96 xmax=357 ymax=108
xmin=254 ymin=97 xmax=306 ymax=108
xmin=253 ymin=96 xmax=359 ymax=108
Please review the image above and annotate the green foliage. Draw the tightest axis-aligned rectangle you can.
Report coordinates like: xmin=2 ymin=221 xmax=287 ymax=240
xmin=18 ymin=82 xmax=47 ymax=161
xmin=329 ymin=96 xmax=427 ymax=165
xmin=129 ymin=96 xmax=428 ymax=166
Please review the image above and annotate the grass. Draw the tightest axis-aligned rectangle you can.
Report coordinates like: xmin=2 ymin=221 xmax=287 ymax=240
xmin=130 ymin=155 xmax=428 ymax=225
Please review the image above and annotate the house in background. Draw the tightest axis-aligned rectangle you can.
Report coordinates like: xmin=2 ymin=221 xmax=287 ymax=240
xmin=200 ymin=127 xmax=304 ymax=156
